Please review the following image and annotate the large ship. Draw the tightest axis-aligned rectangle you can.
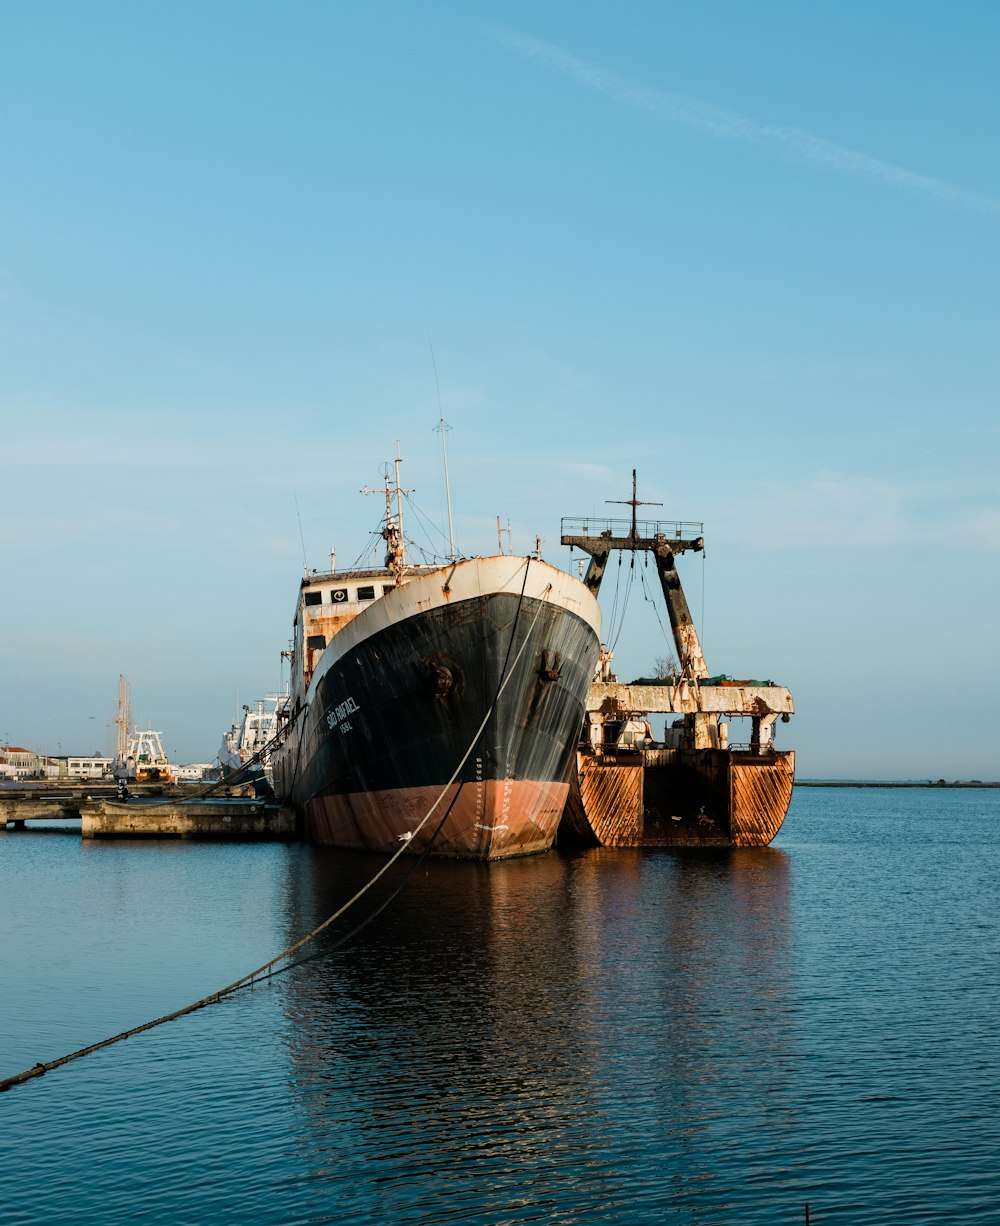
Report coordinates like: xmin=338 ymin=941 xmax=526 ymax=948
xmin=271 ymin=453 xmax=602 ymax=860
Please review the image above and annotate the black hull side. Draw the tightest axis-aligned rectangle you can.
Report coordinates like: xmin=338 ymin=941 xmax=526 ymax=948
xmin=280 ymin=591 xmax=598 ymax=854
xmin=306 ymin=591 xmax=595 ymax=795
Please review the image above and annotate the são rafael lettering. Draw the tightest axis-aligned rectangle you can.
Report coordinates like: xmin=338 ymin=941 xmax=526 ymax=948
xmin=326 ymin=695 xmax=360 ymax=731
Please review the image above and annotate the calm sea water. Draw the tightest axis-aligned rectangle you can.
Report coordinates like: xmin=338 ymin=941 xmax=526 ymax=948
xmin=2 ymin=787 xmax=998 ymax=1225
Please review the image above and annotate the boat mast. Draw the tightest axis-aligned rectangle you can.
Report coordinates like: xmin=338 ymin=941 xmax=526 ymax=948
xmin=115 ymin=675 xmax=130 ymax=763
xmin=496 ymin=516 xmax=512 ymax=555
xmin=393 ymin=440 xmax=406 ymax=559
xmin=608 ymin=468 xmax=661 ymax=548
xmin=367 ymin=444 xmax=411 ymax=584
xmin=561 ymin=471 xmax=709 ymax=679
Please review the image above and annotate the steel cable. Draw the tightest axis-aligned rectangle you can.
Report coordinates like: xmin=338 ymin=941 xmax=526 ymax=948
xmin=1 ymin=559 xmax=539 ymax=1093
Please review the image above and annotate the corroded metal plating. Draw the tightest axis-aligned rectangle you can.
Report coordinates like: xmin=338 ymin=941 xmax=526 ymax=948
xmin=559 ymin=470 xmax=795 ymax=849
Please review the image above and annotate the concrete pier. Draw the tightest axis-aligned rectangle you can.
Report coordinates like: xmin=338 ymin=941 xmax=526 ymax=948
xmin=80 ymin=797 xmax=297 ymax=840
xmin=0 ymin=791 xmax=86 ymax=828
xmin=1 ymin=785 xmax=296 ymax=840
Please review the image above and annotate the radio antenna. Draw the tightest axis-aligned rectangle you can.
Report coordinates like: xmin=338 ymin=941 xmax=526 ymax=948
xmin=428 ymin=335 xmax=457 ymax=561
xmin=435 ymin=417 xmax=457 ymax=561
xmin=292 ymin=488 xmax=308 ymax=573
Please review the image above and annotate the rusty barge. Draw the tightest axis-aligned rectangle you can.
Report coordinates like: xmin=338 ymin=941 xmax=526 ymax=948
xmin=558 ymin=474 xmax=794 ymax=848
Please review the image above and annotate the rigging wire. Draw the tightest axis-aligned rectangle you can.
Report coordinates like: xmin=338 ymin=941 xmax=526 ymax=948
xmin=608 ymin=564 xmax=635 ymax=653
xmin=604 ymin=553 xmax=623 ymax=646
xmin=638 ymin=562 xmax=676 ymax=657
xmin=349 ymin=531 xmax=384 ymax=570
xmin=348 ymin=497 xmax=455 ymax=570
xmin=402 ymin=491 xmax=454 ymax=560
xmin=601 ymin=548 xmax=636 ymax=655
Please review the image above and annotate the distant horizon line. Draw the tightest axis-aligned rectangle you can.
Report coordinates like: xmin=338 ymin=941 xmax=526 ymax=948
xmin=797 ymin=779 xmax=999 ymax=788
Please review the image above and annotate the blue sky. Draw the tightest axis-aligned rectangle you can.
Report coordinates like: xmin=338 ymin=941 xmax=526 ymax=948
xmin=2 ymin=1 xmax=998 ymax=778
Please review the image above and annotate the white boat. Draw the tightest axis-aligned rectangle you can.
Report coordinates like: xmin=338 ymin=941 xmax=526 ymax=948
xmin=219 ymin=694 xmax=289 ymax=784
xmin=118 ymin=728 xmax=175 ymax=784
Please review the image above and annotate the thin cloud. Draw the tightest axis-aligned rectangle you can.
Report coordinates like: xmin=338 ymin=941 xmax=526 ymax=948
xmin=953 ymin=507 xmax=1000 ymax=549
xmin=730 ymin=476 xmax=909 ymax=548
xmin=490 ymin=25 xmax=1000 ymax=216
xmin=721 ymin=475 xmax=1000 ymax=551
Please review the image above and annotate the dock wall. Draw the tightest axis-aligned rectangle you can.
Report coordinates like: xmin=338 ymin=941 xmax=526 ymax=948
xmin=80 ymin=799 xmax=297 ymax=840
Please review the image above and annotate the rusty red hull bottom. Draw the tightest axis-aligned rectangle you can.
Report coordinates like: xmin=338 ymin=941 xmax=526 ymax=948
xmin=560 ymin=749 xmax=795 ymax=848
xmin=306 ymin=778 xmax=570 ymax=860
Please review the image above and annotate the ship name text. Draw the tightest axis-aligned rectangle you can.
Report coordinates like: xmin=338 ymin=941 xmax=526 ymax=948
xmin=327 ymin=695 xmax=360 ymax=734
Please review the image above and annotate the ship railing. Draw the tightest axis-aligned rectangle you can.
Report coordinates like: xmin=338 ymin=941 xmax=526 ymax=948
xmin=305 ymin=561 xmax=444 ymax=583
xmin=560 ymin=516 xmax=704 ymax=541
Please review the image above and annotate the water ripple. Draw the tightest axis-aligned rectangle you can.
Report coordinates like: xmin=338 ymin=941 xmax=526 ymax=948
xmin=2 ymin=791 xmax=1000 ymax=1223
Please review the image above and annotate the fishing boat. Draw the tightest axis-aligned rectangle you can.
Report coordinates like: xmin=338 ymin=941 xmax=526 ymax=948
xmin=270 ymin=450 xmax=602 ymax=860
xmin=110 ymin=676 xmax=175 ymax=785
xmin=120 ymin=728 xmax=175 ymax=785
xmin=559 ymin=472 xmax=795 ymax=848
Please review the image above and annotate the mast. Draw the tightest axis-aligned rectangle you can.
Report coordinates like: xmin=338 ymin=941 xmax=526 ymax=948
xmin=497 ymin=516 xmax=512 ymax=555
xmin=561 ymin=472 xmax=709 ymax=679
xmin=364 ymin=446 xmax=412 ymax=583
xmin=115 ymin=675 xmax=130 ymax=763
xmin=607 ymin=468 xmax=662 ymax=547
xmin=393 ymin=441 xmax=405 ymax=561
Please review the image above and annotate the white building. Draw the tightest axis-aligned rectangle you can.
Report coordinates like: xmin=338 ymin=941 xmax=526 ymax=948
xmin=64 ymin=756 xmax=115 ymax=780
xmin=0 ymin=746 xmax=43 ymax=780
xmin=174 ymin=763 xmax=214 ymax=781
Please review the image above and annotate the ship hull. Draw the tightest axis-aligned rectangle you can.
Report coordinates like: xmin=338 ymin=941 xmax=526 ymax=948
xmin=273 ymin=557 xmax=601 ymax=860
xmin=561 ymin=747 xmax=795 ymax=848
xmin=308 ymin=779 xmax=569 ymax=859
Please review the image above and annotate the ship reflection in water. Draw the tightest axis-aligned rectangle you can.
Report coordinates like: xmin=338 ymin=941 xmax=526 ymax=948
xmin=281 ymin=844 xmax=794 ymax=1221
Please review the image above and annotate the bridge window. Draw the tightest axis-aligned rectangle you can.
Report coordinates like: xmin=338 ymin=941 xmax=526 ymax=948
xmin=357 ymin=585 xmax=376 ymax=601
xmin=304 ymin=591 xmax=322 ymax=607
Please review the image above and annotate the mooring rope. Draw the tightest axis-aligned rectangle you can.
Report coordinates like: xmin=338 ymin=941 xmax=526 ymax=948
xmin=1 ymin=558 xmax=545 ymax=1093
xmin=281 ymin=559 xmax=546 ymax=975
